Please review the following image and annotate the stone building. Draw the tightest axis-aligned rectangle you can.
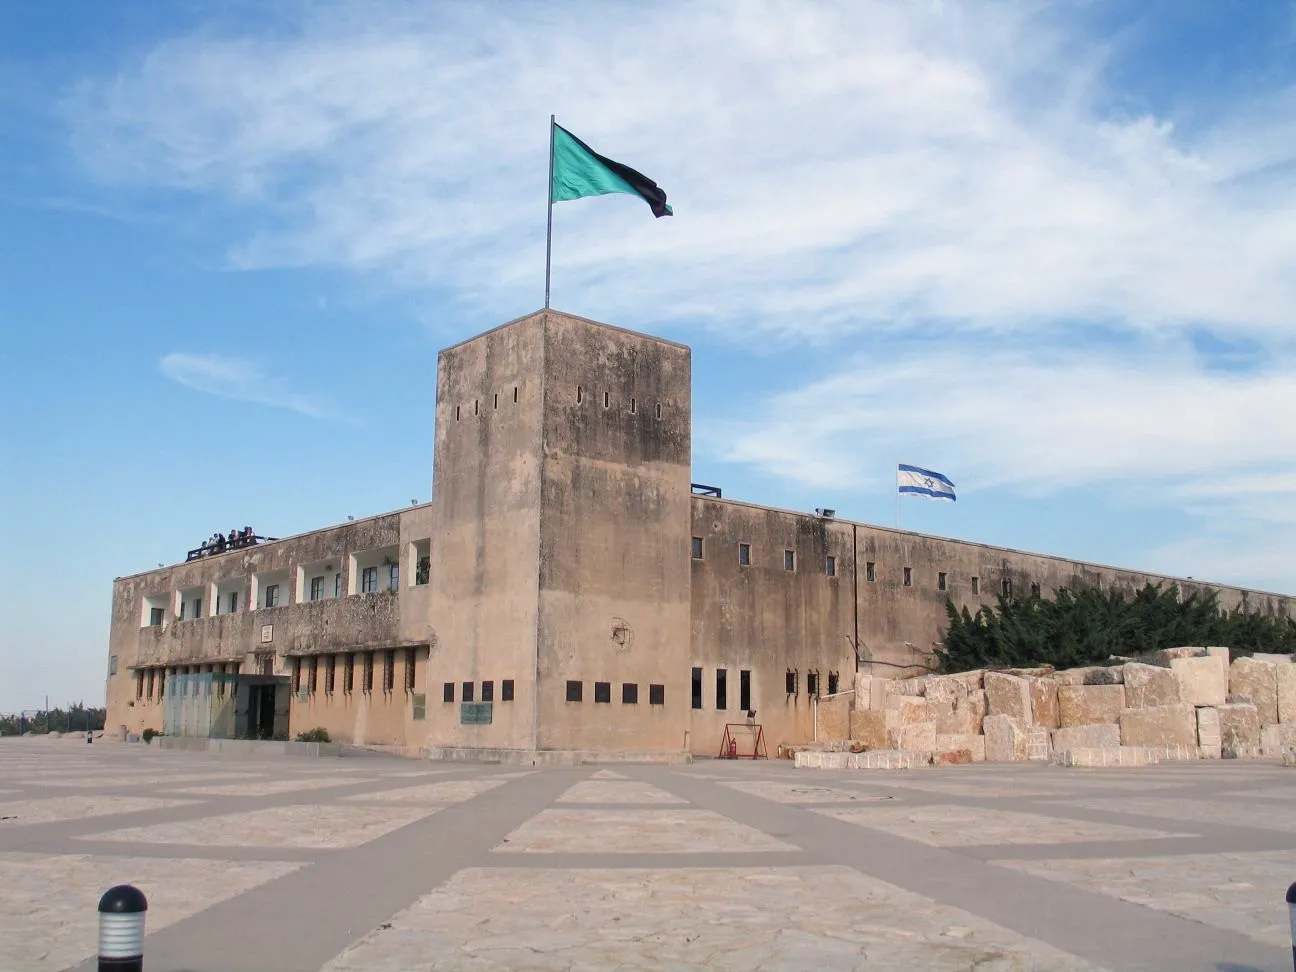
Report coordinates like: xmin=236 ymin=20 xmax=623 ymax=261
xmin=104 ymin=310 xmax=1292 ymax=758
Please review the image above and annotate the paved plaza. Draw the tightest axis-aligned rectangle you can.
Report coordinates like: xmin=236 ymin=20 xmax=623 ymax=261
xmin=1 ymin=738 xmax=1294 ymax=971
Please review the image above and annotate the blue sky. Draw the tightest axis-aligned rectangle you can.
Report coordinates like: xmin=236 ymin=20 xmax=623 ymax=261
xmin=3 ymin=1 xmax=1295 ymax=713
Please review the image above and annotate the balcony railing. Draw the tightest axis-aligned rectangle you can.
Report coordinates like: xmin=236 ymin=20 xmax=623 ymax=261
xmin=185 ymin=535 xmax=277 ymax=563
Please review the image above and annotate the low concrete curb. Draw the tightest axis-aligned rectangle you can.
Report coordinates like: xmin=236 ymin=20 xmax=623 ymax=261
xmin=155 ymin=737 xmax=344 ymax=758
xmin=422 ymin=746 xmax=693 ymax=766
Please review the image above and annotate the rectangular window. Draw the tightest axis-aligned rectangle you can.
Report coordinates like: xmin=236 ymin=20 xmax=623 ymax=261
xmin=388 ymin=564 xmax=399 ymax=591
xmin=361 ymin=566 xmax=378 ymax=594
xmin=691 ymin=667 xmax=703 ymax=709
xmin=938 ymin=572 xmax=947 ymax=592
xmin=363 ymin=653 xmax=374 ymax=693
xmin=739 ymin=669 xmax=751 ymax=712
xmin=415 ymin=557 xmax=430 ymax=586
xmin=179 ymin=600 xmax=187 ymax=621
xmin=866 ymin=561 xmax=876 ymax=582
xmin=384 ymin=650 xmax=395 ymax=693
xmin=344 ymin=653 xmax=355 ymax=693
xmin=109 ymin=655 xmax=118 ymax=676
xmin=228 ymin=591 xmax=239 ymax=614
xmin=622 ymin=682 xmax=638 ymax=704
xmin=481 ymin=679 xmax=494 ymax=702
xmin=738 ymin=543 xmax=751 ymax=566
xmin=691 ymin=536 xmax=704 ymax=560
xmin=146 ymin=669 xmax=156 ymax=698
xmin=648 ymin=683 xmax=664 ymax=705
xmin=334 ymin=573 xmax=342 ymax=598
xmin=903 ymin=567 xmax=912 ymax=587
xmin=1002 ymin=577 xmax=1013 ymax=598
xmin=501 ymin=679 xmax=515 ymax=702
xmin=784 ymin=550 xmax=795 ymax=571
xmin=462 ymin=681 xmax=474 ymax=702
xmin=825 ymin=555 xmax=836 ymax=576
xmin=715 ymin=669 xmax=727 ymax=710
xmin=149 ymin=607 xmax=164 ymax=626
xmin=405 ymin=648 xmax=417 ymax=692
xmin=292 ymin=657 xmax=302 ymax=694
xmin=566 ymin=680 xmax=583 ymax=703
xmin=785 ymin=669 xmax=798 ymax=695
xmin=325 ymin=655 xmax=336 ymax=695
xmin=134 ymin=670 xmax=143 ymax=698
xmin=443 ymin=681 xmax=455 ymax=703
xmin=808 ymin=672 xmax=819 ymax=697
xmin=193 ymin=598 xmax=202 ymax=619
xmin=265 ymin=584 xmax=280 ymax=608
xmin=306 ymin=656 xmax=317 ymax=695
xmin=310 ymin=576 xmax=325 ymax=601
xmin=594 ymin=681 xmax=611 ymax=703
xmin=971 ymin=576 xmax=980 ymax=595
xmin=1030 ymin=582 xmax=1041 ymax=597
xmin=828 ymin=671 xmax=839 ymax=694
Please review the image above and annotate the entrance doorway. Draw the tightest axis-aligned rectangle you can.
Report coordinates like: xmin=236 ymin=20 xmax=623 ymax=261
xmin=250 ymin=684 xmax=277 ymax=740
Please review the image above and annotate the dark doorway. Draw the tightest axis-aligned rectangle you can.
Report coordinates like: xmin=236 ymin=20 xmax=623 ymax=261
xmin=250 ymin=685 xmax=277 ymax=740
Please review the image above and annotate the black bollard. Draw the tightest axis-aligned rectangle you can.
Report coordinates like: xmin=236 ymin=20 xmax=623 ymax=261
xmin=1287 ymin=880 xmax=1296 ymax=972
xmin=98 ymin=884 xmax=147 ymax=971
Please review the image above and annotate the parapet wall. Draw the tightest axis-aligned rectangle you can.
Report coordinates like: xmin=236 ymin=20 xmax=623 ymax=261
xmin=797 ymin=648 xmax=1296 ymax=769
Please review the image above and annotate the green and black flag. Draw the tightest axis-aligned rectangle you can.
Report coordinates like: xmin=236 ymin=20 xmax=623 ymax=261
xmin=550 ymin=122 xmax=673 ymax=217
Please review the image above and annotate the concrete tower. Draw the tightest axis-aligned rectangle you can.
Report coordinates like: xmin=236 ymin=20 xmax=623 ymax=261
xmin=425 ymin=310 xmax=692 ymax=756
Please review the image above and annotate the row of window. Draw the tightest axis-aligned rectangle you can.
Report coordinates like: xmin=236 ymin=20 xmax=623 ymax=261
xmin=564 ymin=681 xmax=665 ymax=705
xmin=453 ymin=387 xmax=521 ymax=421
xmin=690 ymin=667 xmax=753 ymax=711
xmin=133 ymin=663 xmax=239 ymax=701
xmin=452 ymin=387 xmax=668 ymax=421
xmin=783 ymin=669 xmax=841 ymax=697
xmin=442 ymin=680 xmax=515 ymax=703
xmin=292 ymin=649 xmax=418 ymax=698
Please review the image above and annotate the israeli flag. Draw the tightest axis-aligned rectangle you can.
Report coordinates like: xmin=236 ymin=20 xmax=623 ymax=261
xmin=898 ymin=464 xmax=956 ymax=502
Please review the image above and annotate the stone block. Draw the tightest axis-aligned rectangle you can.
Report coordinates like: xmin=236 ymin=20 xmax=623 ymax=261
xmin=1121 ymin=663 xmax=1184 ymax=708
xmin=1052 ymin=723 xmax=1121 ymax=750
xmin=1053 ymin=666 xmax=1124 ymax=686
xmin=1058 ymin=684 xmax=1125 ymax=727
xmin=1118 ymin=704 xmax=1197 ymax=748
xmin=853 ymin=671 xmax=872 ymax=707
xmin=1029 ymin=679 xmax=1059 ymax=729
xmin=1196 ymin=706 xmax=1221 ymax=759
xmin=846 ymin=749 xmax=932 ymax=770
xmin=1277 ymin=664 xmax=1296 ymax=724
xmin=946 ymin=691 xmax=987 ymax=735
xmin=897 ymin=676 xmax=927 ymax=697
xmin=1146 ymin=646 xmax=1208 ymax=663
xmin=985 ymin=672 xmax=1033 ymax=722
xmin=884 ymin=695 xmax=932 ymax=727
xmin=1229 ymin=657 xmax=1280 ymax=725
xmin=1054 ymin=746 xmax=1159 ymax=768
xmin=894 ymin=721 xmax=937 ymax=752
xmin=1282 ymin=748 xmax=1296 ymax=767
xmin=1025 ymin=725 xmax=1051 ymax=762
xmin=924 ymin=675 xmax=971 ymax=704
xmin=1168 ymin=654 xmax=1227 ymax=708
xmin=1218 ymin=702 xmax=1260 ymax=758
xmin=869 ymin=677 xmax=895 ymax=712
xmin=935 ymin=733 xmax=986 ymax=762
xmin=849 ymin=710 xmax=891 ymax=751
xmin=1249 ymin=653 xmax=1293 ymax=665
xmin=816 ymin=693 xmax=852 ymax=741
xmin=983 ymin=714 xmax=1028 ymax=762
xmin=934 ymin=748 xmax=973 ymax=765
xmin=1259 ymin=724 xmax=1296 ymax=757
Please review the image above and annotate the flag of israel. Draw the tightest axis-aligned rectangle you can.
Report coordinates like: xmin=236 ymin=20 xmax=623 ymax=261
xmin=897 ymin=464 xmax=956 ymax=502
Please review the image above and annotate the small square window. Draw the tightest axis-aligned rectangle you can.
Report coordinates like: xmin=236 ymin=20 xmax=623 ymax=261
xmin=443 ymin=681 xmax=455 ymax=703
xmin=566 ymin=680 xmax=583 ymax=703
xmin=481 ymin=680 xmax=494 ymax=702
xmin=903 ymin=566 xmax=912 ymax=587
xmin=149 ymin=607 xmax=164 ymax=626
xmin=825 ymin=556 xmax=836 ymax=576
xmin=971 ymin=576 xmax=980 ymax=595
xmin=938 ymin=571 xmax=947 ymax=592
xmin=785 ymin=669 xmax=798 ymax=695
xmin=265 ymin=584 xmax=281 ymax=608
xmin=648 ymin=683 xmax=665 ymax=705
xmin=828 ymin=671 xmax=839 ymax=694
xmin=866 ymin=562 xmax=876 ymax=582
xmin=502 ymin=679 xmax=515 ymax=702
xmin=622 ymin=683 xmax=638 ymax=704
xmin=738 ymin=543 xmax=751 ymax=566
xmin=1030 ymin=582 xmax=1041 ymax=597
xmin=784 ymin=550 xmax=795 ymax=571
xmin=691 ymin=536 xmax=704 ymax=560
xmin=594 ymin=681 xmax=611 ymax=703
xmin=462 ymin=681 xmax=474 ymax=703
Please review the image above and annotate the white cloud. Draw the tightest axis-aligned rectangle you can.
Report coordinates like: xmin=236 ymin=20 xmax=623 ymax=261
xmin=64 ymin=1 xmax=1296 ymax=341
xmin=159 ymin=352 xmax=331 ymax=419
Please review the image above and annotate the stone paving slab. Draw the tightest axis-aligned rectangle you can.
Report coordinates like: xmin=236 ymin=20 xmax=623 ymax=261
xmin=0 ymin=796 xmax=195 ymax=825
xmin=812 ymin=803 xmax=1193 ymax=846
xmin=721 ymin=780 xmax=898 ymax=804
xmin=1049 ymin=794 xmax=1296 ymax=832
xmin=83 ymin=803 xmax=438 ymax=848
xmin=0 ymin=851 xmax=299 ymax=971
xmin=175 ymin=777 xmax=378 ymax=796
xmin=999 ymin=849 xmax=1296 ymax=949
xmin=554 ymin=780 xmax=687 ymax=804
xmin=494 ymin=808 xmax=796 ymax=854
xmin=320 ymin=865 xmax=1108 ymax=971
xmin=343 ymin=779 xmax=513 ymax=805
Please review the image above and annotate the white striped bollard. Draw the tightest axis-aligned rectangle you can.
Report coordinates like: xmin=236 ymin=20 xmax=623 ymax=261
xmin=1287 ymin=880 xmax=1296 ymax=972
xmin=98 ymin=884 xmax=147 ymax=971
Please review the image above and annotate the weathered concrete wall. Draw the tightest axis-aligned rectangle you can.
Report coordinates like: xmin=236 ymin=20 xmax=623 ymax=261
xmin=536 ymin=313 xmax=692 ymax=753
xmin=689 ymin=499 xmax=855 ymax=753
xmin=288 ymin=648 xmax=428 ymax=748
xmin=425 ymin=315 xmax=545 ymax=753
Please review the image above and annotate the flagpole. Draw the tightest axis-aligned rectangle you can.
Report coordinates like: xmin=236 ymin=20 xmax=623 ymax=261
xmin=544 ymin=114 xmax=555 ymax=309
xmin=895 ymin=462 xmax=900 ymax=529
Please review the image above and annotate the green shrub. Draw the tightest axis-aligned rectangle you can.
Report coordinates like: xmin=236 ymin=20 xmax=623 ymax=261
xmin=295 ymin=727 xmax=331 ymax=743
xmin=141 ymin=728 xmax=160 ymax=743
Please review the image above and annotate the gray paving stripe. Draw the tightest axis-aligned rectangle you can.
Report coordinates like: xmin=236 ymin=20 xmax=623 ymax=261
xmin=549 ymin=801 xmax=693 ymax=811
xmin=643 ymin=767 xmax=1292 ymax=972
xmin=67 ymin=767 xmax=589 ymax=972
xmin=16 ymin=839 xmax=325 ymax=863
xmin=483 ymin=850 xmax=822 ymax=869
xmin=958 ymin=833 xmax=1296 ymax=861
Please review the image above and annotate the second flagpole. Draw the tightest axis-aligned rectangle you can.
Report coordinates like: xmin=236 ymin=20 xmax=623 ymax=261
xmin=544 ymin=114 xmax=555 ymax=309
